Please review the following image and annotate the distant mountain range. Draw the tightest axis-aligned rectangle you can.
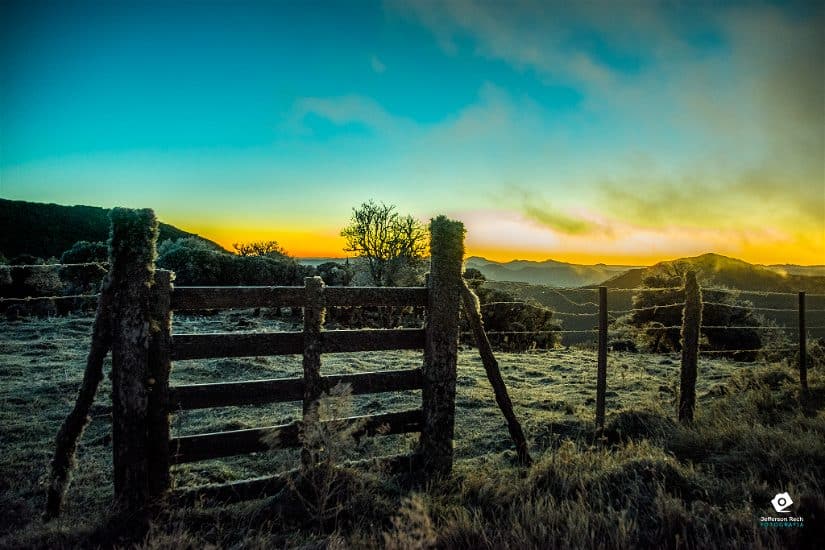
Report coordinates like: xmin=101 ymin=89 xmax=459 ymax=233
xmin=0 ymin=199 xmax=222 ymax=260
xmin=465 ymin=256 xmax=640 ymax=287
xmin=467 ymin=254 xmax=825 ymax=292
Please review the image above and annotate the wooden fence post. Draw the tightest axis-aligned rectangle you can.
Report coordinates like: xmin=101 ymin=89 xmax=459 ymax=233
xmin=302 ymin=276 xmax=325 ymax=469
xmin=678 ymin=271 xmax=701 ymax=423
xmin=420 ymin=216 xmax=464 ymax=476
xmin=109 ymin=208 xmax=158 ymax=513
xmin=147 ymin=269 xmax=173 ymax=499
xmin=799 ymin=291 xmax=808 ymax=393
xmin=595 ymin=286 xmax=608 ymax=431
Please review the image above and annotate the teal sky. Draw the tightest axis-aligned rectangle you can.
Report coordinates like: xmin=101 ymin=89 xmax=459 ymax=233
xmin=1 ymin=0 xmax=823 ymax=264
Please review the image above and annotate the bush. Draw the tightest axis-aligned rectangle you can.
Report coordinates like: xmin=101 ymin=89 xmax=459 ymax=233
xmin=317 ymin=262 xmax=354 ymax=287
xmin=468 ymin=286 xmax=559 ymax=351
xmin=156 ymin=237 xmax=314 ymax=286
xmin=58 ymin=241 xmax=109 ymax=293
xmin=630 ymin=274 xmax=762 ymax=359
xmin=60 ymin=241 xmax=108 ymax=264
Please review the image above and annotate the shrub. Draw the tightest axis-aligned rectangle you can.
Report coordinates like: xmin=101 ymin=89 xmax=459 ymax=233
xmin=317 ymin=262 xmax=354 ymax=287
xmin=60 ymin=241 xmax=108 ymax=264
xmin=468 ymin=286 xmax=559 ymax=351
xmin=58 ymin=241 xmax=109 ymax=293
xmin=156 ymin=237 xmax=314 ymax=286
xmin=630 ymin=274 xmax=762 ymax=359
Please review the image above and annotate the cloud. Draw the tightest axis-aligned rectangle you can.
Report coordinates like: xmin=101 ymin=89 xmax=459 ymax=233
xmin=523 ymin=204 xmax=597 ymax=235
xmin=385 ymin=0 xmax=624 ymax=90
xmin=370 ymin=55 xmax=386 ymax=73
xmin=292 ymin=95 xmax=414 ymax=135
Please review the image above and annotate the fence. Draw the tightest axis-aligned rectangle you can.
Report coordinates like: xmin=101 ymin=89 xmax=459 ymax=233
xmin=462 ymin=282 xmax=823 ymax=428
xmin=31 ymin=210 xmax=465 ymax=515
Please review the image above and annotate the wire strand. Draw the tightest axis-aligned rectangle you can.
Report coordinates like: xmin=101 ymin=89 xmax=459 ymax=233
xmin=0 ymin=294 xmax=100 ymax=303
xmin=1 ymin=262 xmax=109 ymax=269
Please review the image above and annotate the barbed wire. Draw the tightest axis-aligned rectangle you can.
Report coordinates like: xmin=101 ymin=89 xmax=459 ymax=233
xmin=0 ymin=294 xmax=100 ymax=303
xmin=702 ymin=287 xmax=825 ymax=298
xmin=461 ymin=329 xmax=598 ymax=336
xmin=608 ymin=303 xmax=686 ymax=315
xmin=699 ymin=325 xmax=793 ymax=330
xmin=594 ymin=287 xmax=685 ymax=293
xmin=698 ymin=347 xmax=797 ymax=354
xmin=1 ymin=262 xmax=109 ymax=269
xmin=2 ymin=337 xmax=91 ymax=346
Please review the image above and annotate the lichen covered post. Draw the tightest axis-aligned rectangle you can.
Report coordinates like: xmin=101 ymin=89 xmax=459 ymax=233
xmin=147 ymin=269 xmax=173 ymax=498
xmin=678 ymin=271 xmax=701 ymax=423
xmin=301 ymin=276 xmax=326 ymax=469
xmin=109 ymin=208 xmax=158 ymax=512
xmin=420 ymin=215 xmax=464 ymax=476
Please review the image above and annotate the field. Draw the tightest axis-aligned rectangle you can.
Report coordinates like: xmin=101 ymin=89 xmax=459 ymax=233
xmin=1 ymin=310 xmax=824 ymax=548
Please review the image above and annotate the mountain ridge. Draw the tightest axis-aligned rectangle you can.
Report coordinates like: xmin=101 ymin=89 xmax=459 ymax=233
xmin=0 ymin=198 xmax=223 ymax=260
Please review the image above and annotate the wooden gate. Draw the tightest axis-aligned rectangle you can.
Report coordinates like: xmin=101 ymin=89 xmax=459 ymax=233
xmin=107 ymin=210 xmax=464 ymax=510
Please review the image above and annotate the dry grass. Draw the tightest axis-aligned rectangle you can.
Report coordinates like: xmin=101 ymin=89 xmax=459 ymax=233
xmin=1 ymin=310 xmax=823 ymax=548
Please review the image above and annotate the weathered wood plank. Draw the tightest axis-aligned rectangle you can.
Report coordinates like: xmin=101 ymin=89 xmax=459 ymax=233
xmin=170 ymin=409 xmax=423 ymax=464
xmin=324 ymin=287 xmax=428 ymax=307
xmin=170 ymin=329 xmax=425 ymax=360
xmin=147 ymin=269 xmax=173 ymax=498
xmin=322 ymin=328 xmax=425 ymax=353
xmin=302 ymin=277 xmax=325 ymax=469
xmin=169 ymin=368 xmax=423 ymax=410
xmin=459 ymin=282 xmax=532 ymax=466
xmin=171 ymin=286 xmax=306 ymax=310
xmin=420 ymin=216 xmax=464 ymax=476
xmin=171 ymin=332 xmax=304 ymax=360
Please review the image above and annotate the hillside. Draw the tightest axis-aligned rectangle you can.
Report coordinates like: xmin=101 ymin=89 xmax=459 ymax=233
xmin=0 ymin=199 xmax=223 ymax=260
xmin=465 ymin=256 xmax=640 ymax=287
xmin=598 ymin=253 xmax=825 ymax=293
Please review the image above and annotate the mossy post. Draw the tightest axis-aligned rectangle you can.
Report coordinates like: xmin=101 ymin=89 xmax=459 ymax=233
xmin=420 ymin=215 xmax=464 ymax=476
xmin=147 ymin=269 xmax=173 ymax=498
xmin=45 ymin=272 xmax=114 ymax=520
xmin=678 ymin=271 xmax=701 ymax=423
xmin=302 ymin=276 xmax=325 ymax=469
xmin=109 ymin=208 xmax=158 ymax=513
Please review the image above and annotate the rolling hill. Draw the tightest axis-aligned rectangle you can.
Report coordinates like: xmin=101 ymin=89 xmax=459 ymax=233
xmin=465 ymin=256 xmax=640 ymax=287
xmin=597 ymin=253 xmax=825 ymax=293
xmin=0 ymin=199 xmax=223 ymax=260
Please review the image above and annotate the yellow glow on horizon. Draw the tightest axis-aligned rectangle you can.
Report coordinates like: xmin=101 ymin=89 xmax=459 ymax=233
xmin=178 ymin=212 xmax=824 ymax=267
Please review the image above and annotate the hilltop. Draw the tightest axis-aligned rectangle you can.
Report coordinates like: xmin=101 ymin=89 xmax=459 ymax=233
xmin=598 ymin=253 xmax=825 ymax=293
xmin=0 ymin=199 xmax=223 ymax=260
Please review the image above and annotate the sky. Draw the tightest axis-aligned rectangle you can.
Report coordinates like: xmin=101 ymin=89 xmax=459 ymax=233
xmin=1 ymin=0 xmax=823 ymax=265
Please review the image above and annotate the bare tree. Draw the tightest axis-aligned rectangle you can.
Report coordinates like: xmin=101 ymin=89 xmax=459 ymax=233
xmin=232 ymin=240 xmax=288 ymax=258
xmin=340 ymin=200 xmax=428 ymax=286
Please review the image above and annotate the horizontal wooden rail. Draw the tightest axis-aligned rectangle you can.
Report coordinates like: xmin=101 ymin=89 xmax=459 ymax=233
xmin=171 ymin=332 xmax=303 ymax=360
xmin=324 ymin=287 xmax=428 ymax=307
xmin=171 ymin=328 xmax=425 ymax=360
xmin=323 ymin=328 xmax=425 ymax=353
xmin=169 ymin=453 xmax=423 ymax=505
xmin=171 ymin=285 xmax=428 ymax=311
xmin=169 ymin=368 xmax=423 ymax=410
xmin=172 ymin=286 xmax=306 ymax=310
xmin=170 ymin=408 xmax=423 ymax=464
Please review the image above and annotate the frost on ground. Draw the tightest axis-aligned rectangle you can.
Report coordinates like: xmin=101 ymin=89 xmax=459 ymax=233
xmin=1 ymin=311 xmax=822 ymax=549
